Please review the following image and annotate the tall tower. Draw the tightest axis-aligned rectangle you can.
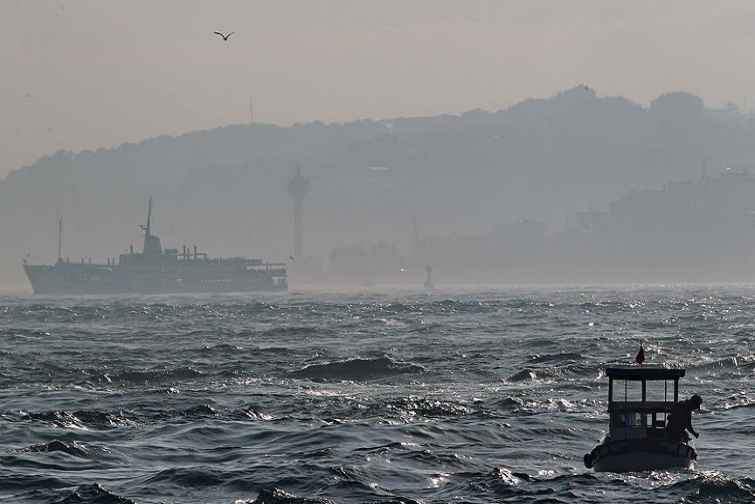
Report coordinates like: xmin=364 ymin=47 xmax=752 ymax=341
xmin=139 ymin=197 xmax=162 ymax=256
xmin=57 ymin=216 xmax=63 ymax=263
xmin=287 ymin=164 xmax=310 ymax=260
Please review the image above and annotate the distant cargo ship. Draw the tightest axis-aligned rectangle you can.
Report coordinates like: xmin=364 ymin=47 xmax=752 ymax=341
xmin=23 ymin=199 xmax=287 ymax=295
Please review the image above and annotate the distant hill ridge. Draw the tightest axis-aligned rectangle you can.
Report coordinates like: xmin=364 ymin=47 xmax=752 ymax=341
xmin=1 ymin=86 xmax=754 ymax=286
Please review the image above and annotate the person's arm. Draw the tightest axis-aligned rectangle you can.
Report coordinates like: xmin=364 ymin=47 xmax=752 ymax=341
xmin=686 ymin=412 xmax=699 ymax=438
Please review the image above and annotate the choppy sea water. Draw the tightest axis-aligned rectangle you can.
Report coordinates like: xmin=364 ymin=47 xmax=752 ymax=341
xmin=1 ymin=287 xmax=754 ymax=504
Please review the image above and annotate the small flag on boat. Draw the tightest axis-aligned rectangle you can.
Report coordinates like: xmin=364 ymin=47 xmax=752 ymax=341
xmin=635 ymin=344 xmax=645 ymax=365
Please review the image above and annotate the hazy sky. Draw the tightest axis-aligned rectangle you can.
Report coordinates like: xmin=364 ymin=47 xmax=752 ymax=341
xmin=2 ymin=0 xmax=755 ymax=179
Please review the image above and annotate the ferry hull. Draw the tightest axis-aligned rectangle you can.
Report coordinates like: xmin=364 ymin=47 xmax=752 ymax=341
xmin=24 ymin=263 xmax=287 ymax=295
xmin=24 ymin=198 xmax=287 ymax=296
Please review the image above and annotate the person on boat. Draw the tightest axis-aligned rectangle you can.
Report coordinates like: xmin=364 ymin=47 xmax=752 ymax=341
xmin=666 ymin=394 xmax=702 ymax=442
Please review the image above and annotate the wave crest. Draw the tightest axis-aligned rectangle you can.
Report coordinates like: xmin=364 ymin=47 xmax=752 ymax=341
xmin=289 ymin=356 xmax=425 ymax=382
xmin=671 ymin=473 xmax=755 ymax=502
xmin=376 ymin=397 xmax=475 ymax=418
xmin=101 ymin=366 xmax=202 ymax=385
xmin=55 ymin=483 xmax=134 ymax=504
xmin=23 ymin=440 xmax=90 ymax=457
xmin=246 ymin=487 xmax=335 ymax=504
xmin=26 ymin=409 xmax=136 ymax=429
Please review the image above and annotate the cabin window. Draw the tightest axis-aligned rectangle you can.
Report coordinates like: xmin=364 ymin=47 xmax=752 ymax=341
xmin=614 ymin=412 xmax=644 ymax=428
xmin=613 ymin=379 xmax=643 ymax=403
xmin=650 ymin=411 xmax=667 ymax=429
xmin=645 ymin=379 xmax=670 ymax=403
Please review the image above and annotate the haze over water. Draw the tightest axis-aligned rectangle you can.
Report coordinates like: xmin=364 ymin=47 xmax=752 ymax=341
xmin=4 ymin=2 xmax=755 ymax=503
xmin=1 ymin=286 xmax=754 ymax=503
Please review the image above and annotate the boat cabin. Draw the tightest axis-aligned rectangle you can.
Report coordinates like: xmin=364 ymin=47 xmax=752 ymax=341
xmin=606 ymin=366 xmax=686 ymax=441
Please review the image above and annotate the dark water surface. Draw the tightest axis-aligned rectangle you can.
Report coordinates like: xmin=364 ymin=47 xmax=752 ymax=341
xmin=1 ymin=287 xmax=754 ymax=503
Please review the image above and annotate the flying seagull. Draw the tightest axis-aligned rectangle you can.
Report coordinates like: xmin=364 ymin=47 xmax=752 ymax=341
xmin=214 ymin=31 xmax=234 ymax=41
xmin=635 ymin=343 xmax=645 ymax=365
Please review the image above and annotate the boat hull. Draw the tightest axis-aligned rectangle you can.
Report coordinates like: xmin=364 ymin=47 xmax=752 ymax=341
xmin=23 ymin=263 xmax=287 ymax=295
xmin=592 ymin=450 xmax=694 ymax=472
xmin=585 ymin=440 xmax=696 ymax=473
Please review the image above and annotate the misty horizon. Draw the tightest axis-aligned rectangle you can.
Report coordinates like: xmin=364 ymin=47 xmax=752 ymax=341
xmin=5 ymin=1 xmax=755 ymax=179
xmin=5 ymin=2 xmax=755 ymax=292
xmin=4 ymin=84 xmax=755 ymax=291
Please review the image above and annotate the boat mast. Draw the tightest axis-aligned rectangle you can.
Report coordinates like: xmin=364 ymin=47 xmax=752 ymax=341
xmin=146 ymin=196 xmax=152 ymax=238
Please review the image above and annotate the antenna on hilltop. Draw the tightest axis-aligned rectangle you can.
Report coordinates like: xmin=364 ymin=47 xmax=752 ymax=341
xmin=249 ymin=96 xmax=254 ymax=124
xmin=57 ymin=215 xmax=63 ymax=263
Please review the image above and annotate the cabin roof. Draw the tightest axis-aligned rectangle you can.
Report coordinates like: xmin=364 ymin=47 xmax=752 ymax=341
xmin=605 ymin=365 xmax=685 ymax=380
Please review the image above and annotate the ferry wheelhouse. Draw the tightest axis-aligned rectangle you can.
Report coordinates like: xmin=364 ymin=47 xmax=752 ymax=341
xmin=584 ymin=366 xmax=696 ymax=472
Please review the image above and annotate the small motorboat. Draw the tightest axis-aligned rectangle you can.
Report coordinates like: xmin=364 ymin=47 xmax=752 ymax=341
xmin=584 ymin=365 xmax=697 ymax=472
